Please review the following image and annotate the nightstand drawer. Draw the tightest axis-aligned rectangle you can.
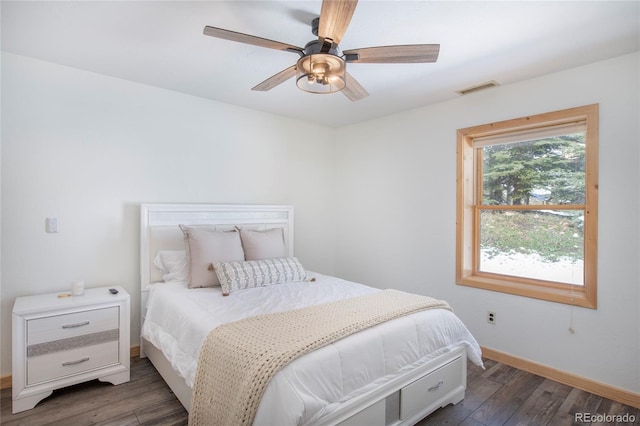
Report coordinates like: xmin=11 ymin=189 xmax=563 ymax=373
xmin=27 ymin=341 xmax=119 ymax=385
xmin=27 ymin=306 xmax=119 ymax=345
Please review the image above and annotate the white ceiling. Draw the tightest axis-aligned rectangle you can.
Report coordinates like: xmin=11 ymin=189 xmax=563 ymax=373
xmin=2 ymin=1 xmax=639 ymax=127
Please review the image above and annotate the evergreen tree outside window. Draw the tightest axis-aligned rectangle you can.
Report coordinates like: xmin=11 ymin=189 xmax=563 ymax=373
xmin=456 ymin=105 xmax=598 ymax=308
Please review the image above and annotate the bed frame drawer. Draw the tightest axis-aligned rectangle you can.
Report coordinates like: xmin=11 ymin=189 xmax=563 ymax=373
xmin=400 ymin=355 xmax=464 ymax=420
xmin=337 ymin=399 xmax=386 ymax=426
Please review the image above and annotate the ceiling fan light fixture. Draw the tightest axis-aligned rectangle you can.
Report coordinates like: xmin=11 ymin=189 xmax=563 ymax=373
xmin=296 ymin=54 xmax=346 ymax=94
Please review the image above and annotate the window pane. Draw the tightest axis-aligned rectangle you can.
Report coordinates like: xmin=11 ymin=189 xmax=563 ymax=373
xmin=479 ymin=210 xmax=584 ymax=285
xmin=481 ymin=135 xmax=585 ymax=206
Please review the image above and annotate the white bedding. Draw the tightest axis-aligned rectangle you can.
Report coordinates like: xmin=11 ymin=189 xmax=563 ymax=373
xmin=141 ymin=272 xmax=483 ymax=425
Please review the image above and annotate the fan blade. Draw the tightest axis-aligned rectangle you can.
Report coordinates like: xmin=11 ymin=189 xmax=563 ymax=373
xmin=203 ymin=26 xmax=304 ymax=55
xmin=252 ymin=65 xmax=297 ymax=91
xmin=343 ymin=44 xmax=440 ymax=63
xmin=342 ymin=72 xmax=368 ymax=101
xmin=318 ymin=0 xmax=358 ymax=46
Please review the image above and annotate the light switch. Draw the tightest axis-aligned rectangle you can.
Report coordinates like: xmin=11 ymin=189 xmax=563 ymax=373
xmin=46 ymin=218 xmax=59 ymax=233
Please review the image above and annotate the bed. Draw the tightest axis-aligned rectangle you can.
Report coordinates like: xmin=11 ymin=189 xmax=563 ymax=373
xmin=139 ymin=203 xmax=482 ymax=426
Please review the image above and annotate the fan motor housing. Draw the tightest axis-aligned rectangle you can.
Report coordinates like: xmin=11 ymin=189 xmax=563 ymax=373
xmin=303 ymin=40 xmax=341 ymax=57
xmin=311 ymin=17 xmax=320 ymax=36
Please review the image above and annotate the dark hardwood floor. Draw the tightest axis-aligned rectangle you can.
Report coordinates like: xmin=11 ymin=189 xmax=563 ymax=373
xmin=1 ymin=356 xmax=638 ymax=425
xmin=1 ymin=356 xmax=186 ymax=426
xmin=420 ymin=358 xmax=639 ymax=426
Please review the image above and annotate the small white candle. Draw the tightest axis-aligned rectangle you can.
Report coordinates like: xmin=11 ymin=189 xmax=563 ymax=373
xmin=71 ymin=281 xmax=85 ymax=296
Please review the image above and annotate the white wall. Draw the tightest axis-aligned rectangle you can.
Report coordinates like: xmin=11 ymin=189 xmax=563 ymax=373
xmin=0 ymin=53 xmax=337 ymax=377
xmin=334 ymin=52 xmax=640 ymax=393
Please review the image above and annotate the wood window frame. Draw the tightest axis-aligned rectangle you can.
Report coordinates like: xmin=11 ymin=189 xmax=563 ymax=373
xmin=456 ymin=104 xmax=598 ymax=308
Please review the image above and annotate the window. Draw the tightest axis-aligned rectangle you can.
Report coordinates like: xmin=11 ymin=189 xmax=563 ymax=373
xmin=456 ymin=105 xmax=598 ymax=308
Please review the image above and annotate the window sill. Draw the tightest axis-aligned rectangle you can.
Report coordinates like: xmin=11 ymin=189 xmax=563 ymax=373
xmin=457 ymin=273 xmax=596 ymax=309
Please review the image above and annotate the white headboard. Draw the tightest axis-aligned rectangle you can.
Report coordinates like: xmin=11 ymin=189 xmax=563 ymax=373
xmin=140 ymin=203 xmax=295 ymax=292
xmin=139 ymin=204 xmax=292 ymax=330
xmin=139 ymin=204 xmax=294 ymax=355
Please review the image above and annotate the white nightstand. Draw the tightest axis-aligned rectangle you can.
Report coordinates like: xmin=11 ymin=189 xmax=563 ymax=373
xmin=12 ymin=286 xmax=130 ymax=413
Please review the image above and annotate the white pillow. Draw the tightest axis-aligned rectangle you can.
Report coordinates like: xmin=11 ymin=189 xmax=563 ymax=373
xmin=239 ymin=228 xmax=286 ymax=260
xmin=214 ymin=257 xmax=307 ymax=296
xmin=153 ymin=250 xmax=189 ymax=283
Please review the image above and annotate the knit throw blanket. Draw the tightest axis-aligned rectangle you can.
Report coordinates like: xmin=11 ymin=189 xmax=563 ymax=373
xmin=188 ymin=289 xmax=451 ymax=426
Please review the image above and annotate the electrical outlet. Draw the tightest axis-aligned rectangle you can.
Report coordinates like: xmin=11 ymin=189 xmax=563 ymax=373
xmin=487 ymin=311 xmax=496 ymax=325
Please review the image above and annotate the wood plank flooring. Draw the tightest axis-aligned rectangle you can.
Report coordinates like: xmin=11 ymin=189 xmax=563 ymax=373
xmin=1 ymin=356 xmax=638 ymax=425
xmin=419 ymin=358 xmax=640 ymax=426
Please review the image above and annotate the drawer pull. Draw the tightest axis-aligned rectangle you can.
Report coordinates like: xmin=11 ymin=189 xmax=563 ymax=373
xmin=62 ymin=321 xmax=90 ymax=329
xmin=62 ymin=357 xmax=90 ymax=366
xmin=428 ymin=380 xmax=444 ymax=392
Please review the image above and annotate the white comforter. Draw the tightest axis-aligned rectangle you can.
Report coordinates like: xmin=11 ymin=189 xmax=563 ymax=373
xmin=141 ymin=272 xmax=482 ymax=425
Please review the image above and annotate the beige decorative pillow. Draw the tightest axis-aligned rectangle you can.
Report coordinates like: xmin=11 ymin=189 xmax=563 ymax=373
xmin=214 ymin=257 xmax=307 ymax=296
xmin=179 ymin=225 xmax=245 ymax=288
xmin=239 ymin=228 xmax=286 ymax=260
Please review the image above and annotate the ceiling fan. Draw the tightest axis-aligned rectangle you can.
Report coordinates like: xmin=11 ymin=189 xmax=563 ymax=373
xmin=203 ymin=0 xmax=440 ymax=101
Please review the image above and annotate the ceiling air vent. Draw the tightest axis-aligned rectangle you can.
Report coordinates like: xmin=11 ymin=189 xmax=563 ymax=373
xmin=456 ymin=80 xmax=499 ymax=95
